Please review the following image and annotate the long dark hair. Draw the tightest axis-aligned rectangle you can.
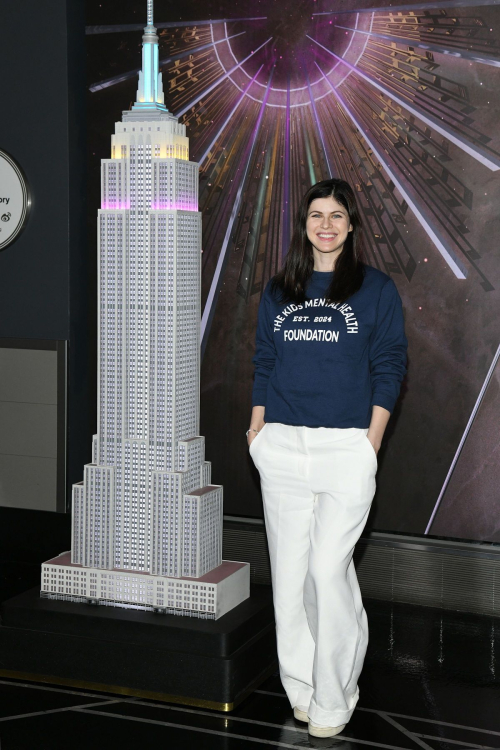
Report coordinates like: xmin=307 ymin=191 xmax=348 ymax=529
xmin=272 ymin=178 xmax=366 ymax=304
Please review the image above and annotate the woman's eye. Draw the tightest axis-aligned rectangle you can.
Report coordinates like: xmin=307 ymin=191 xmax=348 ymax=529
xmin=310 ymin=213 xmax=343 ymax=218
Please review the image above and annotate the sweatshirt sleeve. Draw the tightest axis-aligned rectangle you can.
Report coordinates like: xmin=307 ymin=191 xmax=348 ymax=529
xmin=251 ymin=285 xmax=277 ymax=407
xmin=369 ymin=278 xmax=408 ymax=414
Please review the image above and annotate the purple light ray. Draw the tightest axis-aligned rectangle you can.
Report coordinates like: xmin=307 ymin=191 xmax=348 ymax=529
xmin=201 ymin=63 xmax=276 ymax=351
xmin=86 ymin=17 xmax=267 ymax=34
xmin=425 ymin=341 xmax=500 ymax=533
xmin=176 ymin=37 xmax=273 ymax=118
xmin=334 ymin=23 xmax=500 ymax=68
xmin=305 ymin=70 xmax=334 ymax=178
xmin=89 ymin=32 xmax=246 ymax=93
xmin=281 ymin=77 xmax=291 ymax=262
xmin=198 ymin=65 xmax=264 ymax=165
xmin=307 ymin=34 xmax=500 ymax=171
xmin=313 ymin=0 xmax=499 ymax=15
xmin=314 ymin=62 xmax=468 ymax=280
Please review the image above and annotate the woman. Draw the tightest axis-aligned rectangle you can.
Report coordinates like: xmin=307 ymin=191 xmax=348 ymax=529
xmin=248 ymin=178 xmax=408 ymax=738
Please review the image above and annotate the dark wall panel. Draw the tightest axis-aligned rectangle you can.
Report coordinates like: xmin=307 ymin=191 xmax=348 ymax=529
xmin=0 ymin=0 xmax=91 ymax=506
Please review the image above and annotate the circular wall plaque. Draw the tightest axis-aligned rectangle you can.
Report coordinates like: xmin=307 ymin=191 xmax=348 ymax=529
xmin=0 ymin=149 xmax=31 ymax=251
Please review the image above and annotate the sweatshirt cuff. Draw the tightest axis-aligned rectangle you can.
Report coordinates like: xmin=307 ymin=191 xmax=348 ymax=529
xmin=252 ymin=387 xmax=268 ymax=408
xmin=371 ymin=392 xmax=396 ymax=414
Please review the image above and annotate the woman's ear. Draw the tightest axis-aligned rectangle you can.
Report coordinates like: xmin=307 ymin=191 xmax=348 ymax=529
xmin=349 ymin=224 xmax=353 ymax=232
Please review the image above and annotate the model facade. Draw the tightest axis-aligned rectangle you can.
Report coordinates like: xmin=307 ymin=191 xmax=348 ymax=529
xmin=41 ymin=1 xmax=250 ymax=620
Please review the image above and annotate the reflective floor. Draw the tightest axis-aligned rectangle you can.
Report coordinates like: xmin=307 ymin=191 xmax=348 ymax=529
xmin=0 ymin=596 xmax=498 ymax=749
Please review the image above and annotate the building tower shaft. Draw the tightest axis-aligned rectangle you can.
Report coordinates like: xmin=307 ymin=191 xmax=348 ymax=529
xmin=41 ymin=1 xmax=249 ymax=620
xmin=72 ymin=1 xmax=218 ymax=577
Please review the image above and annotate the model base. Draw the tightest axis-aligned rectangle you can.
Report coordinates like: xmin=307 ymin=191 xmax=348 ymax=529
xmin=41 ymin=551 xmax=250 ymax=620
xmin=0 ymin=584 xmax=277 ymax=710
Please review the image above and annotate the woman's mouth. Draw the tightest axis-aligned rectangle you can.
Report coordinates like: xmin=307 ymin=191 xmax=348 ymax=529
xmin=316 ymin=233 xmax=338 ymax=241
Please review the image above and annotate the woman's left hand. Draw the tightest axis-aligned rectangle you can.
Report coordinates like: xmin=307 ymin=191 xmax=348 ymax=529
xmin=367 ymin=433 xmax=381 ymax=455
xmin=367 ymin=407 xmax=390 ymax=455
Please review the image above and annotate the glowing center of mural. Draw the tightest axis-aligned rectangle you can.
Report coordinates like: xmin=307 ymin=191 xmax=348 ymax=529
xmin=211 ymin=7 xmax=374 ymax=107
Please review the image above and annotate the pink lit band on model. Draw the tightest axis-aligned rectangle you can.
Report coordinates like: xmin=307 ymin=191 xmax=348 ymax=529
xmin=100 ymin=201 xmax=197 ymax=211
xmin=150 ymin=201 xmax=198 ymax=211
xmin=100 ymin=201 xmax=131 ymax=210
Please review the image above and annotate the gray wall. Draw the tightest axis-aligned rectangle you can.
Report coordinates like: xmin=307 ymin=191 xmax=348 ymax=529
xmin=0 ymin=348 xmax=58 ymax=511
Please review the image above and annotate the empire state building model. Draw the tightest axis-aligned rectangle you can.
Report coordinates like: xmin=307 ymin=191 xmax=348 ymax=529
xmin=41 ymin=1 xmax=250 ymax=619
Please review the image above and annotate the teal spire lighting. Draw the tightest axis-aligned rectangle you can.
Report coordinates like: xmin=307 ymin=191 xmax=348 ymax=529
xmin=131 ymin=0 xmax=168 ymax=114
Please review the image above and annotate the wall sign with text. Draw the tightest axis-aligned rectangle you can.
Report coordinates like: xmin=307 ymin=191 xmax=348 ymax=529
xmin=0 ymin=149 xmax=31 ymax=251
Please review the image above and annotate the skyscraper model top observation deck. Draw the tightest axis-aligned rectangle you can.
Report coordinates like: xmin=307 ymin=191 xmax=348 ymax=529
xmin=41 ymin=0 xmax=249 ymax=620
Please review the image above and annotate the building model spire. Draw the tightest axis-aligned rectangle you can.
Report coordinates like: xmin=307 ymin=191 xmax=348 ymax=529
xmin=132 ymin=0 xmax=167 ymax=115
xmin=40 ymin=0 xmax=249 ymax=620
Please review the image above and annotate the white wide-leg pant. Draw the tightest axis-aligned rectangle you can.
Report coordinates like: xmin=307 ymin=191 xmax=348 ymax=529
xmin=249 ymin=422 xmax=377 ymax=728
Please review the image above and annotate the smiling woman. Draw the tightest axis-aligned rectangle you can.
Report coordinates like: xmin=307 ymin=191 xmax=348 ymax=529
xmin=247 ymin=177 xmax=408 ymax=738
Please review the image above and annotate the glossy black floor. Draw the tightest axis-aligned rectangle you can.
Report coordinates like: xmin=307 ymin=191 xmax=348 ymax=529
xmin=1 ymin=569 xmax=499 ymax=749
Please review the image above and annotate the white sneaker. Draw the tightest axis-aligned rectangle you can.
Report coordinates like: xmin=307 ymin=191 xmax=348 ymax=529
xmin=308 ymin=720 xmax=346 ymax=738
xmin=293 ymin=705 xmax=309 ymax=722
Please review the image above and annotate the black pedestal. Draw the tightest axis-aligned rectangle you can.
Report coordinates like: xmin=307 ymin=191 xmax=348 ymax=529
xmin=0 ymin=585 xmax=277 ymax=710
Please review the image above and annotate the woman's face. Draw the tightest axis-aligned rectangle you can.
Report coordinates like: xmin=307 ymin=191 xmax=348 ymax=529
xmin=306 ymin=196 xmax=353 ymax=267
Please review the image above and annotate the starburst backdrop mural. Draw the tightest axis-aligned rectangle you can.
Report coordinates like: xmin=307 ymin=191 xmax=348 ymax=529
xmin=86 ymin=0 xmax=500 ymax=543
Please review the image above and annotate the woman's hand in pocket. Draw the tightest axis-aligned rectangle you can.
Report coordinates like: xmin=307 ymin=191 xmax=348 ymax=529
xmin=248 ymin=423 xmax=265 ymax=448
xmin=248 ymin=406 xmax=266 ymax=448
xmin=366 ymin=431 xmax=381 ymax=455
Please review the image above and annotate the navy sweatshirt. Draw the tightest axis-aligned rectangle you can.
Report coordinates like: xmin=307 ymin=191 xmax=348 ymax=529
xmin=252 ymin=265 xmax=408 ymax=428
